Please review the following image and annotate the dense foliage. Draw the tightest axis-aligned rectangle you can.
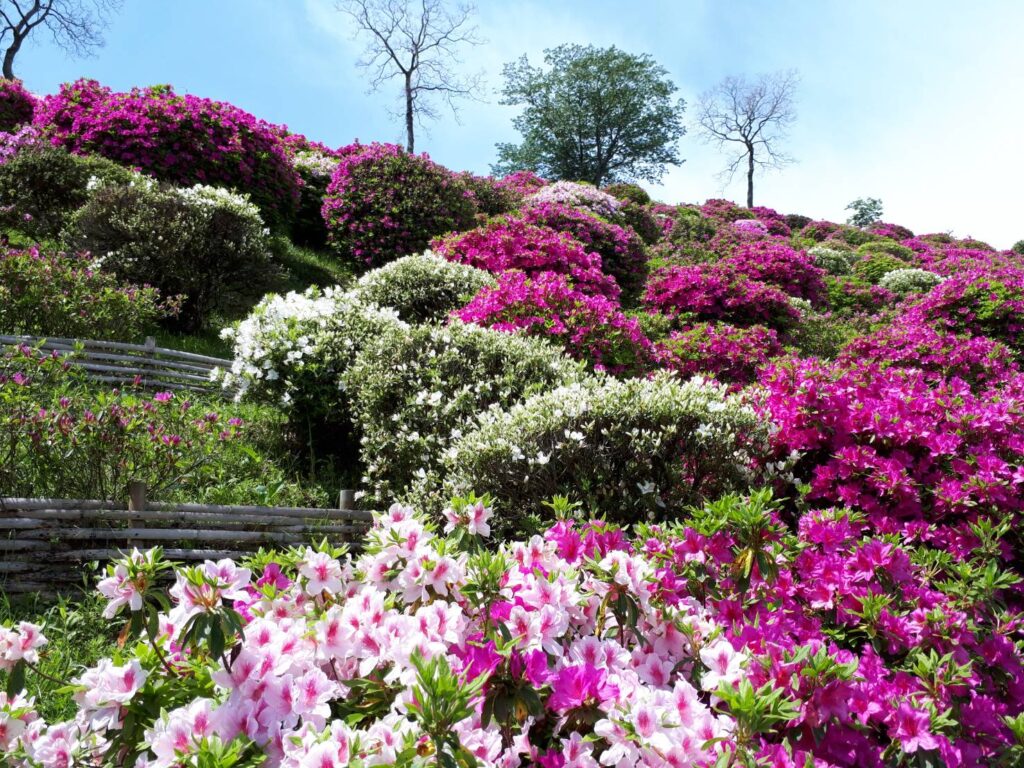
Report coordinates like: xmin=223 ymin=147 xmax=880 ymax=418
xmin=0 ymin=78 xmax=34 ymax=132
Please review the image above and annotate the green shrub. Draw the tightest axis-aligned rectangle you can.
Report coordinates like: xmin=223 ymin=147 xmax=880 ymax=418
xmin=0 ymin=344 xmax=321 ymax=506
xmin=0 ymin=144 xmax=133 ymax=237
xmin=667 ymin=205 xmax=717 ymax=246
xmin=63 ymin=177 xmax=275 ymax=331
xmin=828 ymin=224 xmax=881 ymax=247
xmin=878 ymin=268 xmax=944 ymax=296
xmin=808 ymin=245 xmax=853 ymax=276
xmin=603 ymin=182 xmax=651 ymax=205
xmin=0 ymin=245 xmax=168 ymax=340
xmin=456 ymin=171 xmax=521 ymax=216
xmin=442 ymin=372 xmax=768 ymax=535
xmin=784 ymin=310 xmax=859 ymax=359
xmin=856 ymin=240 xmax=915 ymax=261
xmin=852 ymin=252 xmax=909 ymax=284
xmin=344 ymin=321 xmax=582 ymax=505
xmin=620 ymin=201 xmax=662 ymax=245
xmin=352 ymin=251 xmax=495 ymax=323
xmin=1011 ymin=240 xmax=1024 ymax=255
xmin=289 ymin=149 xmax=339 ymax=248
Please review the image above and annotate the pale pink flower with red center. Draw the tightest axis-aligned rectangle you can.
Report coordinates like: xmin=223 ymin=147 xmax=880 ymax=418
xmin=298 ymin=550 xmax=344 ymax=596
xmin=699 ymin=639 xmax=745 ymax=692
xmin=1 ymin=622 xmax=47 ymax=665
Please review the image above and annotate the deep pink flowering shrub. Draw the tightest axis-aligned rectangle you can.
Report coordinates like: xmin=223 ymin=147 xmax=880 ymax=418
xmin=433 ymin=217 xmax=621 ymax=300
xmin=700 ymin=198 xmax=754 ymax=222
xmin=455 ymin=271 xmax=655 ymax=375
xmin=800 ymin=220 xmax=842 ymax=242
xmin=644 ymin=263 xmax=801 ymax=330
xmin=322 ymin=142 xmax=477 ymax=267
xmin=518 ymin=202 xmax=648 ymax=301
xmin=641 ymin=494 xmax=1024 ymax=766
xmin=747 ymin=205 xmax=792 ymax=236
xmin=758 ymin=357 xmax=1024 ymax=534
xmin=723 ymin=241 xmax=828 ymax=305
xmin=34 ymin=79 xmax=300 ymax=222
xmin=660 ymin=322 xmax=781 ymax=385
xmin=0 ymin=78 xmax=34 ymax=132
xmin=868 ymin=222 xmax=914 ymax=240
xmin=493 ymin=168 xmax=546 ymax=197
xmin=455 ymin=171 xmax=521 ymax=216
xmin=908 ymin=266 xmax=1024 ymax=354
xmin=839 ymin=321 xmax=1020 ymax=389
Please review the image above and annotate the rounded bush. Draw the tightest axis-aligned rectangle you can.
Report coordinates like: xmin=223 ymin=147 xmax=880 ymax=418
xmin=63 ymin=177 xmax=273 ymax=331
xmin=856 ymin=240 xmax=916 ymax=261
xmin=603 ymin=182 xmax=651 ymax=205
xmin=784 ymin=212 xmax=812 ymax=231
xmin=878 ymin=267 xmax=943 ymax=295
xmin=432 ymin=216 xmax=620 ymax=300
xmin=322 ymin=142 xmax=476 ymax=268
xmin=492 ymin=168 xmax=546 ymax=197
xmin=619 ymin=201 xmax=662 ymax=245
xmin=352 ymin=251 xmax=495 ymax=323
xmin=0 ymin=78 xmax=35 ymax=132
xmin=34 ymin=79 xmax=300 ymax=223
xmin=518 ymin=202 xmax=649 ymax=302
xmin=1012 ymin=239 xmax=1024 ymax=255
xmin=455 ymin=171 xmax=521 ymax=216
xmin=723 ymin=241 xmax=828 ymax=305
xmin=868 ymin=222 xmax=914 ymax=240
xmin=800 ymin=220 xmax=841 ymax=242
xmin=643 ymin=263 xmax=801 ymax=330
xmin=700 ymin=198 xmax=754 ymax=222
xmin=808 ymin=245 xmax=854 ymax=276
xmin=524 ymin=180 xmax=622 ymax=220
xmin=456 ymin=270 xmax=657 ymax=376
xmin=344 ymin=320 xmax=581 ymax=504
xmin=659 ymin=322 xmax=782 ymax=385
xmin=0 ymin=245 xmax=166 ymax=340
xmin=443 ymin=372 xmax=768 ymax=533
xmin=0 ymin=144 xmax=134 ymax=237
xmin=852 ymin=252 xmax=910 ymax=284
xmin=664 ymin=205 xmax=717 ymax=247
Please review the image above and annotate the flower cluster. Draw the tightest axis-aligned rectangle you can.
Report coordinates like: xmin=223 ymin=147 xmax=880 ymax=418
xmin=1 ymin=509 xmax=751 ymax=768
xmin=723 ymin=241 xmax=828 ymax=305
xmin=34 ymin=79 xmax=300 ymax=221
xmin=455 ymin=271 xmax=656 ymax=376
xmin=518 ymin=201 xmax=649 ymax=300
xmin=644 ymin=263 xmax=801 ymax=330
xmin=433 ymin=217 xmax=621 ymax=300
xmin=0 ymin=78 xmax=35 ymax=133
xmin=524 ymin=180 xmax=622 ymax=219
xmin=660 ymin=322 xmax=782 ymax=386
xmin=322 ymin=142 xmax=477 ymax=267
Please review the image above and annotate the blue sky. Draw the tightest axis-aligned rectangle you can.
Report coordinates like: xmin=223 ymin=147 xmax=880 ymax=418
xmin=14 ymin=0 xmax=1024 ymax=247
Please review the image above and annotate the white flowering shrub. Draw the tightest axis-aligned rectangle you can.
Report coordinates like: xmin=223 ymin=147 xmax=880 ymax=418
xmin=525 ymin=180 xmax=622 ymax=220
xmin=219 ymin=286 xmax=408 ymax=439
xmin=443 ymin=372 xmax=769 ymax=534
xmin=343 ymin=321 xmax=583 ymax=506
xmin=292 ymin=149 xmax=340 ymax=180
xmin=878 ymin=267 xmax=944 ymax=295
xmin=352 ymin=251 xmax=496 ymax=323
xmin=63 ymin=177 xmax=273 ymax=331
xmin=808 ymin=245 xmax=853 ymax=276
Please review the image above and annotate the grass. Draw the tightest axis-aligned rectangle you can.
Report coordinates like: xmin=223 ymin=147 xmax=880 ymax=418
xmin=270 ymin=235 xmax=359 ymax=293
xmin=0 ymin=589 xmax=118 ymax=722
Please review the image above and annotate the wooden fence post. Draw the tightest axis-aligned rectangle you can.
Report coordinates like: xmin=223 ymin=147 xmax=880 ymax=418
xmin=339 ymin=490 xmax=355 ymax=511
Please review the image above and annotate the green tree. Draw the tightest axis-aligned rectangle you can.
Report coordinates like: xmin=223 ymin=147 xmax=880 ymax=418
xmin=493 ymin=44 xmax=686 ymax=186
xmin=846 ymin=197 xmax=884 ymax=226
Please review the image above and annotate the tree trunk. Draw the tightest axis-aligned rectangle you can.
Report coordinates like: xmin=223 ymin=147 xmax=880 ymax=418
xmin=746 ymin=147 xmax=754 ymax=208
xmin=404 ymin=73 xmax=414 ymax=153
xmin=2 ymin=39 xmax=23 ymax=80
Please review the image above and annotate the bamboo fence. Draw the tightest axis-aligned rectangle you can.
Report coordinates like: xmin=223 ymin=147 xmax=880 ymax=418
xmin=0 ymin=334 xmax=236 ymax=397
xmin=0 ymin=486 xmax=370 ymax=595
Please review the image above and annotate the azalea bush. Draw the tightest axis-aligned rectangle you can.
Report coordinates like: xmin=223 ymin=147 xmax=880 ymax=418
xmin=0 ymin=78 xmax=34 ymax=132
xmin=0 ymin=344 xmax=317 ymax=505
xmin=289 ymin=149 xmax=339 ymax=248
xmin=644 ymin=263 xmax=801 ymax=331
xmin=722 ymin=241 xmax=827 ymax=306
xmin=518 ymin=202 xmax=649 ymax=302
xmin=456 ymin=271 xmax=658 ymax=376
xmin=524 ymin=179 xmax=621 ymax=219
xmin=34 ymin=79 xmax=300 ymax=222
xmin=877 ymin=267 xmax=943 ymax=295
xmin=218 ymin=287 xmax=407 ymax=457
xmin=0 ymin=143 xmax=134 ymax=237
xmin=0 ymin=504 xmax=769 ymax=768
xmin=63 ymin=176 xmax=274 ymax=332
xmin=352 ymin=251 xmax=495 ymax=324
xmin=0 ymin=245 xmax=168 ymax=340
xmin=660 ymin=322 xmax=782 ymax=386
xmin=343 ymin=321 xmax=581 ymax=505
xmin=322 ymin=142 xmax=476 ymax=267
xmin=433 ymin=217 xmax=621 ymax=300
xmin=443 ymin=372 xmax=768 ymax=532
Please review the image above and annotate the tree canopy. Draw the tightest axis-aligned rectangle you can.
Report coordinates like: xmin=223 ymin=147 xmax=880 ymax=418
xmin=493 ymin=44 xmax=686 ymax=187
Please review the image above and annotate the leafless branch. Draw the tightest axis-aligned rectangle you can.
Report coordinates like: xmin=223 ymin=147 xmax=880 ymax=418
xmin=0 ymin=0 xmax=121 ymax=79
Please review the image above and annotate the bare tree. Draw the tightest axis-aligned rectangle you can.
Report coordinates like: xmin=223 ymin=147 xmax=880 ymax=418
xmin=1 ymin=0 xmax=122 ymax=80
xmin=695 ymin=70 xmax=799 ymax=207
xmin=336 ymin=0 xmax=484 ymax=153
